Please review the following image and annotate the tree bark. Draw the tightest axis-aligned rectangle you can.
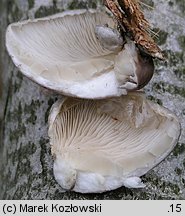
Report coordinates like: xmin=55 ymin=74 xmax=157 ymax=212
xmin=0 ymin=0 xmax=185 ymax=199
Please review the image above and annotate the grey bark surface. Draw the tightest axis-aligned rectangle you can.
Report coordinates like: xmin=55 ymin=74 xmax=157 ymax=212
xmin=0 ymin=0 xmax=185 ymax=199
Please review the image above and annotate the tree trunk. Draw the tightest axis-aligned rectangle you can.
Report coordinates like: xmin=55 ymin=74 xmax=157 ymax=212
xmin=0 ymin=0 xmax=185 ymax=199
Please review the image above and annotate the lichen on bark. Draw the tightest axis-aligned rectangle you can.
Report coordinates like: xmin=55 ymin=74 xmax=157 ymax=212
xmin=0 ymin=0 xmax=185 ymax=199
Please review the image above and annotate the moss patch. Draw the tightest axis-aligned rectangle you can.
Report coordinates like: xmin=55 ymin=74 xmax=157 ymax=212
xmin=152 ymin=28 xmax=168 ymax=46
xmin=178 ymin=35 xmax=185 ymax=51
xmin=9 ymin=124 xmax=26 ymax=143
xmin=166 ymin=50 xmax=184 ymax=67
xmin=143 ymin=173 xmax=181 ymax=197
xmin=39 ymin=137 xmax=52 ymax=186
xmin=173 ymin=143 xmax=185 ymax=157
xmin=35 ymin=5 xmax=60 ymax=18
xmin=147 ymin=95 xmax=163 ymax=105
xmin=67 ymin=0 xmax=99 ymax=10
xmin=13 ymin=71 xmax=23 ymax=93
xmin=7 ymin=0 xmax=23 ymax=23
xmin=24 ymin=99 xmax=41 ymax=125
xmin=175 ymin=167 xmax=182 ymax=175
xmin=152 ymin=82 xmax=185 ymax=98
xmin=28 ymin=0 xmax=35 ymax=10
xmin=175 ymin=0 xmax=185 ymax=15
xmin=174 ymin=66 xmax=185 ymax=80
xmin=168 ymin=1 xmax=174 ymax=7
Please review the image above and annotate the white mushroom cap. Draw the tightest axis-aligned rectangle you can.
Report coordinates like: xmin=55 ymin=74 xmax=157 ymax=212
xmin=48 ymin=92 xmax=180 ymax=193
xmin=6 ymin=10 xmax=154 ymax=99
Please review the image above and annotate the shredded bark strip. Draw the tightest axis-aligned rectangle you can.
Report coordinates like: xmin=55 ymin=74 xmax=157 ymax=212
xmin=104 ymin=0 xmax=164 ymax=60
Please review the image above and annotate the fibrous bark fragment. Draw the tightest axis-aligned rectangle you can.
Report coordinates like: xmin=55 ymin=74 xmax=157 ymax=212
xmin=104 ymin=0 xmax=164 ymax=59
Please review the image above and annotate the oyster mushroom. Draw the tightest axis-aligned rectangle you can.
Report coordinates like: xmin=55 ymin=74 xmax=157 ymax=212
xmin=6 ymin=9 xmax=154 ymax=99
xmin=48 ymin=92 xmax=180 ymax=193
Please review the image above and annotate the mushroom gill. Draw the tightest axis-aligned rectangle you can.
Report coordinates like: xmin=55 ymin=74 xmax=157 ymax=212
xmin=49 ymin=92 xmax=180 ymax=193
xmin=6 ymin=9 xmax=154 ymax=99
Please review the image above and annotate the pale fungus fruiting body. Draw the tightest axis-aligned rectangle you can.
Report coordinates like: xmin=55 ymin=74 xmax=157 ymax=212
xmin=48 ymin=93 xmax=180 ymax=193
xmin=6 ymin=9 xmax=154 ymax=99
xmin=6 ymin=9 xmax=181 ymax=194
